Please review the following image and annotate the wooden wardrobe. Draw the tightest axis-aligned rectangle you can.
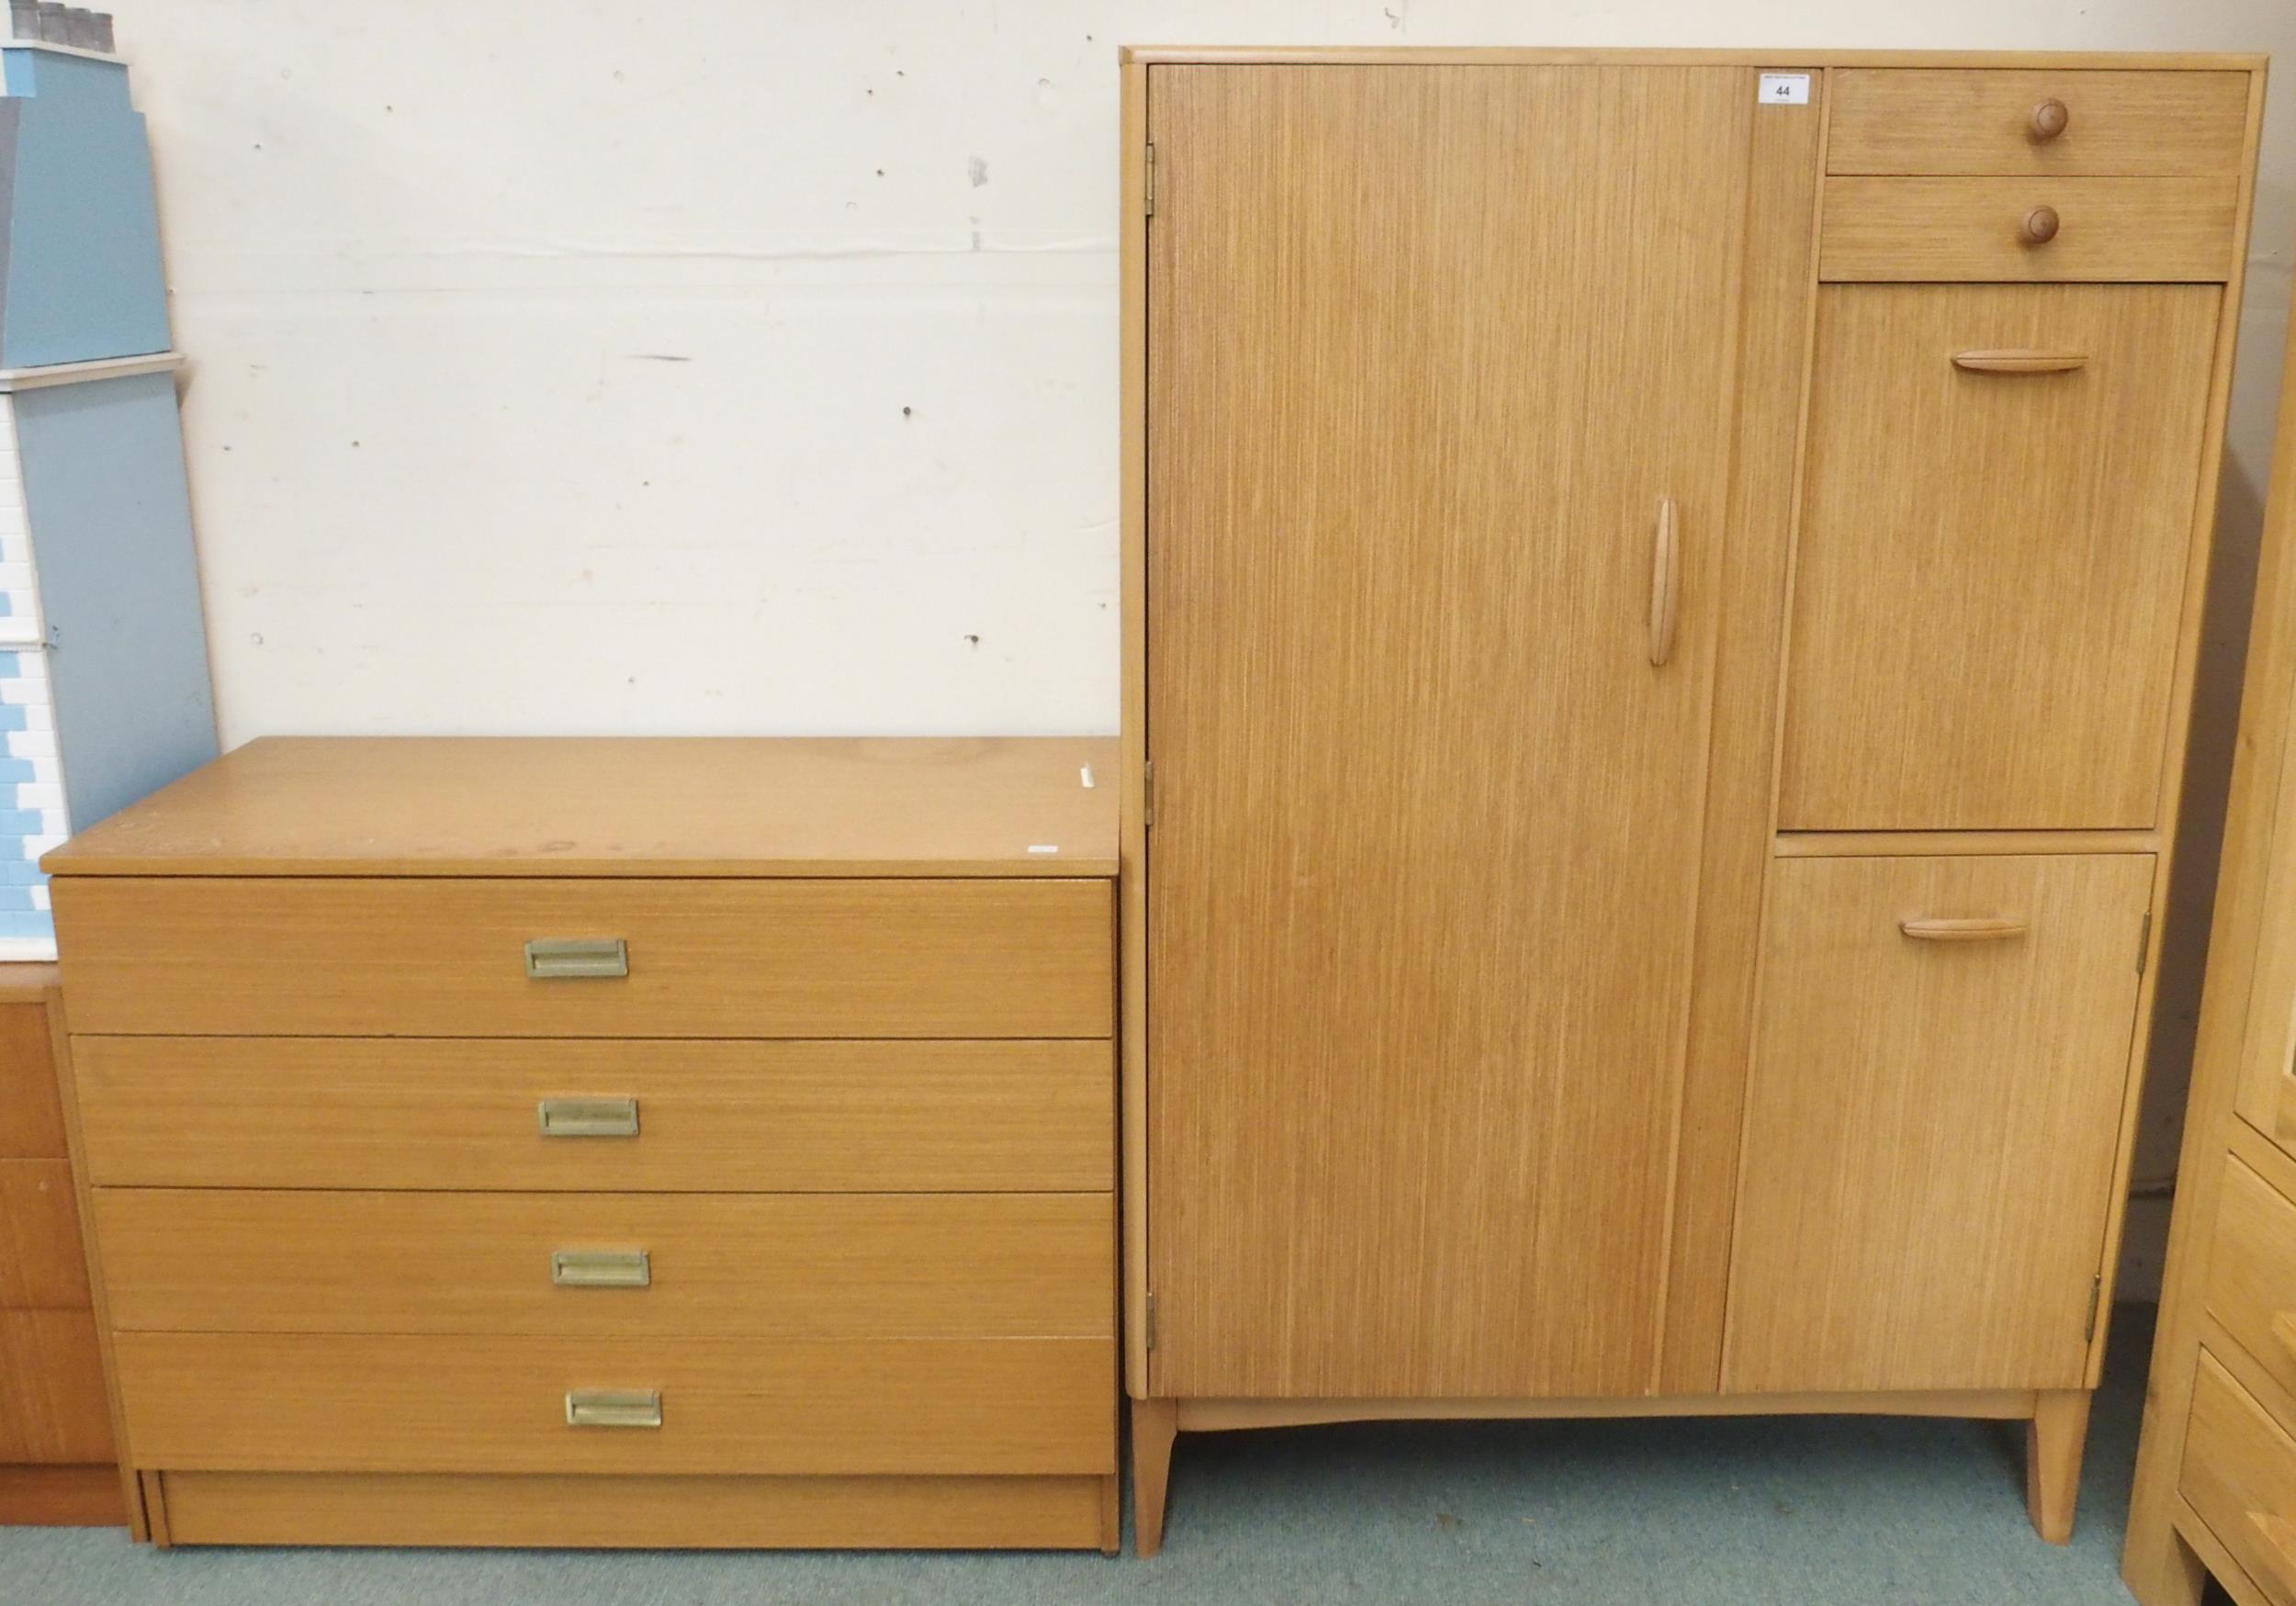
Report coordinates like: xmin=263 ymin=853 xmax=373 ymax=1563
xmin=1118 ymin=47 xmax=2267 ymax=1555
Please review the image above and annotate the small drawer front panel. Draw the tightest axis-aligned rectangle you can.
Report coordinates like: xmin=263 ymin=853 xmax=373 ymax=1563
xmin=95 ymin=1189 xmax=1114 ymax=1340
xmin=1819 ymin=176 xmax=2240 ymax=282
xmin=72 ymin=1037 xmax=1113 ymax=1193
xmin=1782 ymin=283 xmax=2219 ymax=830
xmin=0 ymin=1309 xmax=114 ymax=1464
xmin=0 ymin=1160 xmax=88 ymax=1308
xmin=0 ymin=998 xmax=62 ymax=1158
xmin=2183 ymin=1352 xmax=2296 ymax=1605
xmin=1827 ymin=69 xmax=2252 ymax=177
xmin=2209 ymin=1160 xmax=2296 ymax=1408
xmin=113 ymin=1331 xmax=1115 ymax=1477
xmin=51 ymin=877 xmax=1114 ymax=1039
xmin=1726 ymin=852 xmax=2152 ymax=1393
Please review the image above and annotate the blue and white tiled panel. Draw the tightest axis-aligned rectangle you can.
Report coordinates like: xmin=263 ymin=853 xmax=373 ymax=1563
xmin=0 ymin=647 xmax=63 ymax=958
xmin=0 ymin=397 xmax=40 ymax=649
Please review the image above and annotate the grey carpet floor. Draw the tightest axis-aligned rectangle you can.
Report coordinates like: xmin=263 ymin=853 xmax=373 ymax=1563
xmin=0 ymin=1306 xmax=2191 ymax=1604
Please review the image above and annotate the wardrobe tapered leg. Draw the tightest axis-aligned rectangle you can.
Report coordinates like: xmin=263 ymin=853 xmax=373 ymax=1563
xmin=1131 ymin=1397 xmax=1178 ymax=1557
xmin=2027 ymin=1388 xmax=2091 ymax=1544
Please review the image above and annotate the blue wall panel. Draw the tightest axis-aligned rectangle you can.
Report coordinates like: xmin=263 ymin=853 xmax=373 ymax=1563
xmin=0 ymin=50 xmax=170 ymax=366
xmin=17 ymin=371 xmax=216 ymax=832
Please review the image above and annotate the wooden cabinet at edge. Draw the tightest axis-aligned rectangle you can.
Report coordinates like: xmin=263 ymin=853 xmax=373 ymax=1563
xmin=1119 ymin=49 xmax=2262 ymax=1555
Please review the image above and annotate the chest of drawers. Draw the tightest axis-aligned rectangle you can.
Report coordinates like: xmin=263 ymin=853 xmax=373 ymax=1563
xmin=43 ymin=736 xmax=1120 ymax=1551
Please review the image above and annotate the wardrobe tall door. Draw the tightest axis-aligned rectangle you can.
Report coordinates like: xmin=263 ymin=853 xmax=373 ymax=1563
xmin=1145 ymin=64 xmax=1763 ymax=1398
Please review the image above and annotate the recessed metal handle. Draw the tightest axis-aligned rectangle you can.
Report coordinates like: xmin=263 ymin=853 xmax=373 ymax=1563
xmin=1648 ymin=494 xmax=1681 ymax=668
xmin=1953 ymin=350 xmax=2088 ymax=375
xmin=565 ymin=1388 xmax=661 ymax=1430
xmin=552 ymin=1249 xmax=651 ymax=1288
xmin=536 ymin=1097 xmax=639 ymax=1139
xmin=524 ymin=938 xmax=628 ymax=979
xmin=1900 ymin=916 xmax=2029 ymax=942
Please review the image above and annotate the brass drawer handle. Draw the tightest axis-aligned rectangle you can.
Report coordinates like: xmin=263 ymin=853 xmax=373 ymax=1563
xmin=552 ymin=1249 xmax=651 ymax=1288
xmin=1953 ymin=350 xmax=2088 ymax=376
xmin=524 ymin=938 xmax=628 ymax=980
xmin=566 ymin=1388 xmax=661 ymax=1430
xmin=2029 ymin=98 xmax=2069 ymax=142
xmin=2020 ymin=205 xmax=2061 ymax=246
xmin=536 ymin=1097 xmax=639 ymax=1139
xmin=1900 ymin=916 xmax=2029 ymax=942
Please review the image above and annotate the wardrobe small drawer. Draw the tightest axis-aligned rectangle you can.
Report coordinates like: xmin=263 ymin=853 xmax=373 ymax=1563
xmin=95 ymin=1189 xmax=1115 ymax=1340
xmin=2183 ymin=1352 xmax=2296 ymax=1604
xmin=73 ymin=1037 xmax=1114 ymax=1193
xmin=51 ymin=876 xmax=1114 ymax=1039
xmin=1828 ymin=69 xmax=2252 ymax=177
xmin=1819 ymin=176 xmax=2239 ymax=282
xmin=2208 ymin=1160 xmax=2296 ymax=1409
xmin=113 ymin=1331 xmax=1116 ymax=1477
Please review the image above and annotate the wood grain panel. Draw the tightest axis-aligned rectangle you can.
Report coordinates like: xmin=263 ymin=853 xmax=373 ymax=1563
xmin=1819 ymin=177 xmax=2239 ymax=282
xmin=2208 ymin=1160 xmax=2296 ymax=1414
xmin=1828 ymin=70 xmax=2252 ymax=176
xmin=0 ymin=1465 xmax=126 ymax=1526
xmin=96 ymin=1190 xmax=1113 ymax=1339
xmin=2182 ymin=1353 xmax=2296 ymax=1605
xmin=73 ymin=1037 xmax=1112 ymax=1193
xmin=114 ymin=1332 xmax=1114 ymax=1477
xmin=0 ymin=1310 xmax=114 ymax=1463
xmin=157 ymin=1470 xmax=1110 ymax=1550
xmin=0 ymin=1161 xmax=88 ymax=1308
xmin=0 ymin=999 xmax=62 ymax=1159
xmin=1726 ymin=854 xmax=2153 ymax=1392
xmin=52 ymin=877 xmax=1113 ymax=1039
xmin=1657 ymin=58 xmax=1824 ymax=1392
xmin=1781 ymin=284 xmax=2220 ymax=829
xmin=43 ymin=736 xmax=1120 ymax=879
xmin=1146 ymin=63 xmax=1753 ymax=1397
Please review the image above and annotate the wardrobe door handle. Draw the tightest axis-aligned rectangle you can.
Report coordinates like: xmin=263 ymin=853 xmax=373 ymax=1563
xmin=1648 ymin=495 xmax=1680 ymax=668
xmin=1899 ymin=917 xmax=2029 ymax=942
xmin=1953 ymin=350 xmax=2088 ymax=375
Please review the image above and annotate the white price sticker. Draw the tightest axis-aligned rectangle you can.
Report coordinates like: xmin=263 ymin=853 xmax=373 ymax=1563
xmin=1759 ymin=73 xmax=1812 ymax=107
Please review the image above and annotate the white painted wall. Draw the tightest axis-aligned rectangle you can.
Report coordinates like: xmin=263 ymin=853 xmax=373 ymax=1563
xmin=114 ymin=2 xmax=2296 ymax=1287
xmin=118 ymin=0 xmax=2295 ymax=745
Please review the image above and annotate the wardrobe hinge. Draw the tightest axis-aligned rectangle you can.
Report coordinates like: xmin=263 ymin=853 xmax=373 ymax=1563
xmin=1143 ymin=143 xmax=1156 ymax=217
xmin=2083 ymin=1274 xmax=2103 ymax=1343
xmin=2136 ymin=910 xmax=2153 ymax=975
xmin=1144 ymin=1292 xmax=1158 ymax=1351
xmin=1142 ymin=760 xmax=1155 ymax=828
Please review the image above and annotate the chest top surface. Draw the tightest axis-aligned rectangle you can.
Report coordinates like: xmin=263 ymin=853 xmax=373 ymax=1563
xmin=41 ymin=736 xmax=1120 ymax=879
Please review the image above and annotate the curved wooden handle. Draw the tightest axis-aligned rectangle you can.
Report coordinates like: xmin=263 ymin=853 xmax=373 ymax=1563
xmin=1900 ymin=917 xmax=2029 ymax=942
xmin=2020 ymin=206 xmax=2062 ymax=245
xmin=1648 ymin=495 xmax=1679 ymax=668
xmin=2030 ymin=98 xmax=2070 ymax=141
xmin=1953 ymin=350 xmax=2088 ymax=375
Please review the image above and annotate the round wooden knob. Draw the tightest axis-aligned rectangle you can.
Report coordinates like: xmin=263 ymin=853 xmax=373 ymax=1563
xmin=2020 ymin=205 xmax=2061 ymax=245
xmin=2030 ymin=98 xmax=2070 ymax=141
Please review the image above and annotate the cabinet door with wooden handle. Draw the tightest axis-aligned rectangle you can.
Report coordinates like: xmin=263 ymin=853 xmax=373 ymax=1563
xmin=1648 ymin=494 xmax=1680 ymax=668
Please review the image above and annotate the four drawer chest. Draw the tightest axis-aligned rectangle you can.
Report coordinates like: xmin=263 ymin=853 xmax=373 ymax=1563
xmin=42 ymin=736 xmax=1121 ymax=1551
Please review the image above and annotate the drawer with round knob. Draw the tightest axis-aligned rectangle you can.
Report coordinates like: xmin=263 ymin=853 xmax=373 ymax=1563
xmin=1818 ymin=176 xmax=2239 ymax=283
xmin=1827 ymin=69 xmax=2252 ymax=177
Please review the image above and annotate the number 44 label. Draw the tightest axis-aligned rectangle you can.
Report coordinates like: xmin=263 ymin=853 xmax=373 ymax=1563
xmin=1759 ymin=72 xmax=1812 ymax=106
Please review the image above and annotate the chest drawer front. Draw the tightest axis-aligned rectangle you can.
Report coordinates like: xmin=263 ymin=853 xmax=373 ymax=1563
xmin=2209 ymin=1160 xmax=2296 ymax=1405
xmin=1819 ymin=177 xmax=2239 ymax=283
xmin=73 ymin=1037 xmax=1112 ymax=1193
xmin=1782 ymin=283 xmax=2218 ymax=830
xmin=0 ymin=1160 xmax=88 ymax=1308
xmin=52 ymin=877 xmax=1113 ymax=1039
xmin=113 ymin=1331 xmax=1114 ymax=1477
xmin=2184 ymin=1353 xmax=2296 ymax=1605
xmin=1828 ymin=69 xmax=2252 ymax=177
xmin=96 ymin=1189 xmax=1113 ymax=1340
